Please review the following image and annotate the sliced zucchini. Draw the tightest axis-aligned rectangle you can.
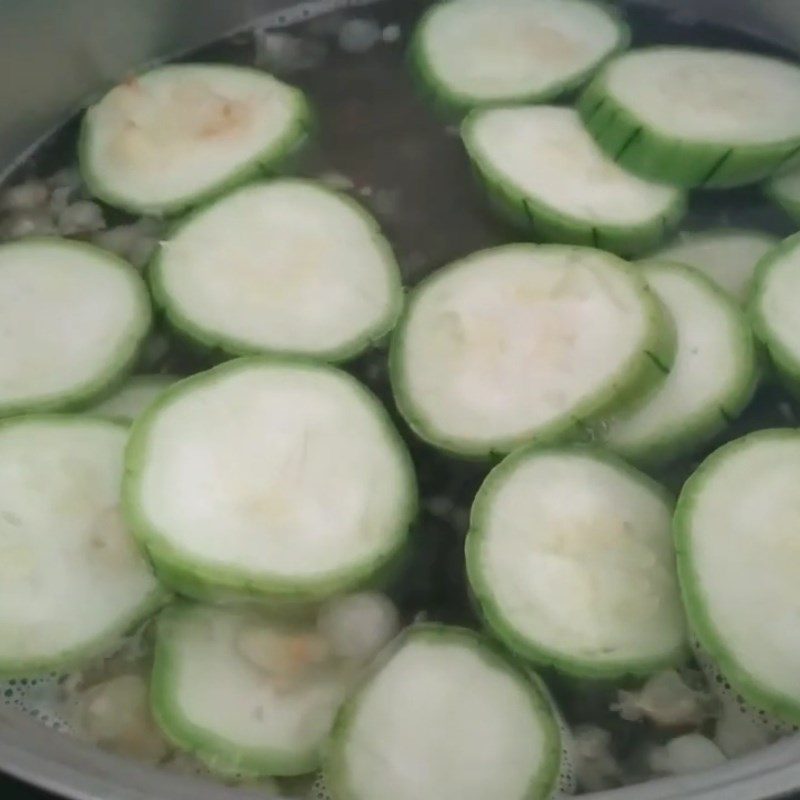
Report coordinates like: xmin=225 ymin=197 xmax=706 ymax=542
xmin=390 ymin=244 xmax=673 ymax=458
xmin=0 ymin=238 xmax=150 ymax=417
xmin=466 ymin=446 xmax=686 ymax=680
xmin=600 ymin=261 xmax=757 ymax=466
xmin=325 ymin=624 xmax=561 ymax=800
xmin=151 ymin=180 xmax=402 ymax=362
xmin=675 ymin=429 xmax=800 ymax=724
xmin=751 ymin=232 xmax=800 ymax=393
xmin=0 ymin=416 xmax=163 ymax=676
xmin=766 ymin=165 xmax=800 ymax=222
xmin=410 ymin=0 xmax=628 ymax=112
xmin=462 ymin=106 xmax=685 ymax=255
xmin=651 ymin=229 xmax=778 ymax=304
xmin=80 ymin=64 xmax=312 ymax=215
xmin=88 ymin=375 xmax=178 ymax=423
xmin=579 ymin=47 xmax=800 ymax=188
xmin=152 ymin=604 xmax=352 ymax=778
xmin=124 ymin=358 xmax=417 ymax=603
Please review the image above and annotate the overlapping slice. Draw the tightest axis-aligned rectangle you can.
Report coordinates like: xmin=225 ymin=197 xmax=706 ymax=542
xmin=124 ymin=358 xmax=417 ymax=603
xmin=80 ymin=64 xmax=312 ymax=214
xmin=466 ymin=446 xmax=687 ymax=679
xmin=767 ymin=165 xmax=800 ymax=222
xmin=651 ymin=229 xmax=778 ymax=304
xmin=675 ymin=430 xmax=800 ymax=724
xmin=88 ymin=375 xmax=178 ymax=423
xmin=751 ymin=232 xmax=800 ymax=394
xmin=601 ymin=261 xmax=757 ymax=466
xmin=325 ymin=625 xmax=561 ymax=800
xmin=462 ymin=106 xmax=685 ymax=255
xmin=0 ymin=238 xmax=150 ymax=417
xmin=580 ymin=47 xmax=800 ymax=188
xmin=411 ymin=0 xmax=628 ymax=111
xmin=0 ymin=417 xmax=162 ymax=675
xmin=152 ymin=604 xmax=352 ymax=778
xmin=390 ymin=244 xmax=673 ymax=457
xmin=151 ymin=180 xmax=403 ymax=362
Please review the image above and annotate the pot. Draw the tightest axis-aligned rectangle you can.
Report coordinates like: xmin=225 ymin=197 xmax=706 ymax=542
xmin=0 ymin=2 xmax=799 ymax=799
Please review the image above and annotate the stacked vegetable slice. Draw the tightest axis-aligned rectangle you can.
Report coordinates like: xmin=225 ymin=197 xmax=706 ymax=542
xmin=411 ymin=0 xmax=628 ymax=111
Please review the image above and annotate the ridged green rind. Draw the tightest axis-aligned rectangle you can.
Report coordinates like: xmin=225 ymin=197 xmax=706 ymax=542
xmin=152 ymin=603 xmax=330 ymax=778
xmin=462 ymin=112 xmax=686 ymax=256
xmin=466 ymin=445 xmax=687 ymax=680
xmin=579 ymin=48 xmax=800 ymax=189
xmin=0 ymin=415 xmax=167 ymax=678
xmin=408 ymin=0 xmax=630 ymax=117
xmin=324 ymin=623 xmax=562 ymax=800
xmin=750 ymin=232 xmax=800 ymax=397
xmin=389 ymin=244 xmax=675 ymax=459
xmin=149 ymin=180 xmax=404 ymax=364
xmin=674 ymin=429 xmax=800 ymax=725
xmin=79 ymin=64 xmax=314 ymax=216
xmin=123 ymin=358 xmax=418 ymax=604
xmin=766 ymin=167 xmax=800 ymax=222
xmin=0 ymin=238 xmax=151 ymax=418
xmin=601 ymin=261 xmax=758 ymax=467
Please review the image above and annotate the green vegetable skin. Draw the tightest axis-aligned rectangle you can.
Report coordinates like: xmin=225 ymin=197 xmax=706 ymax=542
xmin=579 ymin=47 xmax=800 ymax=188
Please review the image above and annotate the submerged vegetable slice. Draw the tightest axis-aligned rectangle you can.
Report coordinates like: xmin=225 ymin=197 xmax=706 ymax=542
xmin=751 ymin=232 xmax=800 ymax=393
xmin=601 ymin=261 xmax=757 ymax=466
xmin=390 ymin=244 xmax=673 ymax=458
xmin=152 ymin=181 xmax=403 ymax=362
xmin=325 ymin=625 xmax=560 ymax=800
xmin=579 ymin=47 xmax=800 ymax=188
xmin=124 ymin=358 xmax=416 ymax=602
xmin=651 ymin=229 xmax=778 ymax=304
xmin=766 ymin=165 xmax=800 ymax=222
xmin=0 ymin=238 xmax=150 ymax=417
xmin=675 ymin=429 xmax=800 ymax=724
xmin=80 ymin=64 xmax=312 ymax=215
xmin=411 ymin=0 xmax=627 ymax=111
xmin=88 ymin=375 xmax=178 ymax=423
xmin=0 ymin=417 xmax=162 ymax=675
xmin=466 ymin=446 xmax=687 ymax=679
xmin=152 ymin=604 xmax=351 ymax=777
xmin=462 ymin=106 xmax=686 ymax=253
xmin=463 ymin=106 xmax=685 ymax=255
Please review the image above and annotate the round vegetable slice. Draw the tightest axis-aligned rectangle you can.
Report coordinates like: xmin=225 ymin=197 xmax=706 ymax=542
xmin=410 ymin=0 xmax=628 ymax=112
xmin=88 ymin=375 xmax=178 ymax=423
xmin=751 ymin=232 xmax=800 ymax=393
xmin=325 ymin=624 xmax=561 ymax=800
xmin=152 ymin=604 xmax=352 ymax=778
xmin=466 ymin=446 xmax=687 ymax=679
xmin=462 ymin=106 xmax=685 ymax=255
xmin=651 ymin=228 xmax=778 ymax=304
xmin=80 ymin=64 xmax=312 ymax=215
xmin=579 ymin=47 xmax=800 ymax=188
xmin=124 ymin=358 xmax=417 ymax=603
xmin=766 ymin=164 xmax=800 ymax=222
xmin=675 ymin=429 xmax=800 ymax=724
xmin=390 ymin=244 xmax=673 ymax=458
xmin=0 ymin=238 xmax=150 ymax=417
xmin=152 ymin=180 xmax=402 ymax=362
xmin=600 ymin=261 xmax=757 ymax=466
xmin=0 ymin=416 xmax=163 ymax=676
